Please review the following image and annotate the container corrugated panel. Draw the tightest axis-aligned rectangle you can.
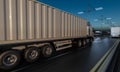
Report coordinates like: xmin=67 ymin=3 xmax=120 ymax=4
xmin=80 ymin=18 xmax=82 ymax=36
xmin=74 ymin=16 xmax=77 ymax=37
xmin=76 ymin=16 xmax=78 ymax=36
xmin=68 ymin=14 xmax=70 ymax=37
xmin=6 ymin=0 xmax=18 ymax=40
xmin=76 ymin=17 xmax=79 ymax=36
xmin=47 ymin=6 xmax=53 ymax=38
xmin=85 ymin=21 xmax=88 ymax=36
xmin=17 ymin=0 xmax=27 ymax=40
xmin=83 ymin=19 xmax=87 ymax=36
xmin=35 ymin=2 xmax=42 ymax=39
xmin=61 ymin=12 xmax=65 ymax=37
xmin=70 ymin=14 xmax=73 ymax=37
xmin=0 ymin=0 xmax=89 ymax=43
xmin=53 ymin=8 xmax=57 ymax=38
xmin=64 ymin=13 xmax=67 ymax=37
xmin=82 ymin=19 xmax=87 ymax=37
xmin=0 ymin=0 xmax=5 ymax=40
xmin=77 ymin=17 xmax=79 ymax=36
xmin=56 ymin=9 xmax=61 ymax=38
xmin=78 ymin=17 xmax=80 ymax=36
xmin=27 ymin=0 xmax=35 ymax=39
xmin=42 ymin=4 xmax=48 ymax=39
xmin=73 ymin=16 xmax=76 ymax=37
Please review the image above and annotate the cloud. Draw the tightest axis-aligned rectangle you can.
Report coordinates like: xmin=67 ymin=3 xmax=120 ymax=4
xmin=78 ymin=11 xmax=84 ymax=14
xmin=95 ymin=7 xmax=103 ymax=11
xmin=106 ymin=18 xmax=112 ymax=20
xmin=102 ymin=23 xmax=105 ymax=24
xmin=94 ymin=19 xmax=98 ymax=21
xmin=112 ymin=22 xmax=116 ymax=24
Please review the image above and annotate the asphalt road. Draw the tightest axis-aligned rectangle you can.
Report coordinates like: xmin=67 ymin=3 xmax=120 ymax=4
xmin=10 ymin=37 xmax=117 ymax=72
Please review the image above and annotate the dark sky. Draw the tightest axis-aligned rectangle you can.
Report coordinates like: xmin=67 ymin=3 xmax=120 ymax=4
xmin=38 ymin=0 xmax=120 ymax=30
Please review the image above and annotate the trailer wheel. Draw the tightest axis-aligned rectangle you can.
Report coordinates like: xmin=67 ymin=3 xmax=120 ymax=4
xmin=78 ymin=40 xmax=82 ymax=47
xmin=24 ymin=46 xmax=40 ymax=63
xmin=86 ymin=39 xmax=90 ymax=44
xmin=0 ymin=50 xmax=21 ymax=70
xmin=83 ymin=40 xmax=86 ymax=46
xmin=89 ymin=38 xmax=93 ymax=45
xmin=41 ymin=45 xmax=53 ymax=58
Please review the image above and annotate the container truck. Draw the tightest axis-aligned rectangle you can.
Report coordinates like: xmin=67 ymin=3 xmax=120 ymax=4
xmin=111 ymin=27 xmax=120 ymax=37
xmin=0 ymin=0 xmax=94 ymax=70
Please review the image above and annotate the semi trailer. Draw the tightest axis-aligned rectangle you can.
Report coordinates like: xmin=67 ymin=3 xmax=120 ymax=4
xmin=0 ymin=0 xmax=94 ymax=70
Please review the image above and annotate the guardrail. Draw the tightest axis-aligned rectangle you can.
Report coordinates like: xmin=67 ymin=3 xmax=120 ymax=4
xmin=90 ymin=39 xmax=120 ymax=72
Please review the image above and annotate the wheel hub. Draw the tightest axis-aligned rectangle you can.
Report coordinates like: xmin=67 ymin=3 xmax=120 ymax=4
xmin=29 ymin=50 xmax=38 ymax=59
xmin=46 ymin=47 xmax=52 ymax=55
xmin=79 ymin=41 xmax=81 ymax=46
xmin=3 ymin=55 xmax=17 ymax=66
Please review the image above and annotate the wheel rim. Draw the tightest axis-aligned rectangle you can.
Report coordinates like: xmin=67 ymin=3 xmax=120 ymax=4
xmin=29 ymin=50 xmax=39 ymax=60
xmin=87 ymin=39 xmax=89 ymax=43
xmin=45 ymin=47 xmax=52 ymax=55
xmin=3 ymin=54 xmax=17 ymax=66
xmin=84 ymin=41 xmax=86 ymax=45
xmin=78 ymin=41 xmax=81 ymax=47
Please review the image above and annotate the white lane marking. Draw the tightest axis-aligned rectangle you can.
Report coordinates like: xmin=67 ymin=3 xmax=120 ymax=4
xmin=98 ymin=40 xmax=119 ymax=72
xmin=90 ymin=40 xmax=119 ymax=72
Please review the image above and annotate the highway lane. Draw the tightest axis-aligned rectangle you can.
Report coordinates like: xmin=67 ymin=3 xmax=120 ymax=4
xmin=10 ymin=37 xmax=117 ymax=72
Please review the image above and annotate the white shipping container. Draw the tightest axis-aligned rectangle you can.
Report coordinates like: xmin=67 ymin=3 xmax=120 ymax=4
xmin=111 ymin=27 xmax=120 ymax=37
xmin=0 ymin=0 xmax=94 ymax=70
xmin=0 ymin=0 xmax=90 ymax=44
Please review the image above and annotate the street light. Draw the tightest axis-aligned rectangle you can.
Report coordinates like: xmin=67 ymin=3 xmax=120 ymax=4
xmin=94 ymin=15 xmax=108 ymax=31
xmin=111 ymin=22 xmax=116 ymax=27
xmin=77 ymin=0 xmax=104 ymax=28
xmin=106 ymin=18 xmax=113 ymax=27
xmin=94 ymin=16 xmax=115 ymax=31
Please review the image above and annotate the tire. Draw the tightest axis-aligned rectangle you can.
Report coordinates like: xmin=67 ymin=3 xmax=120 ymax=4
xmin=0 ymin=50 xmax=21 ymax=70
xmin=86 ymin=39 xmax=90 ymax=44
xmin=89 ymin=38 xmax=93 ymax=46
xmin=24 ymin=46 xmax=40 ymax=63
xmin=83 ymin=40 xmax=86 ymax=46
xmin=41 ymin=45 xmax=53 ymax=58
xmin=78 ymin=40 xmax=82 ymax=47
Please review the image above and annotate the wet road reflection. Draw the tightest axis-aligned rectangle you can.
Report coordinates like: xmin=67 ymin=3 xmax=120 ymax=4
xmin=16 ymin=37 xmax=117 ymax=72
